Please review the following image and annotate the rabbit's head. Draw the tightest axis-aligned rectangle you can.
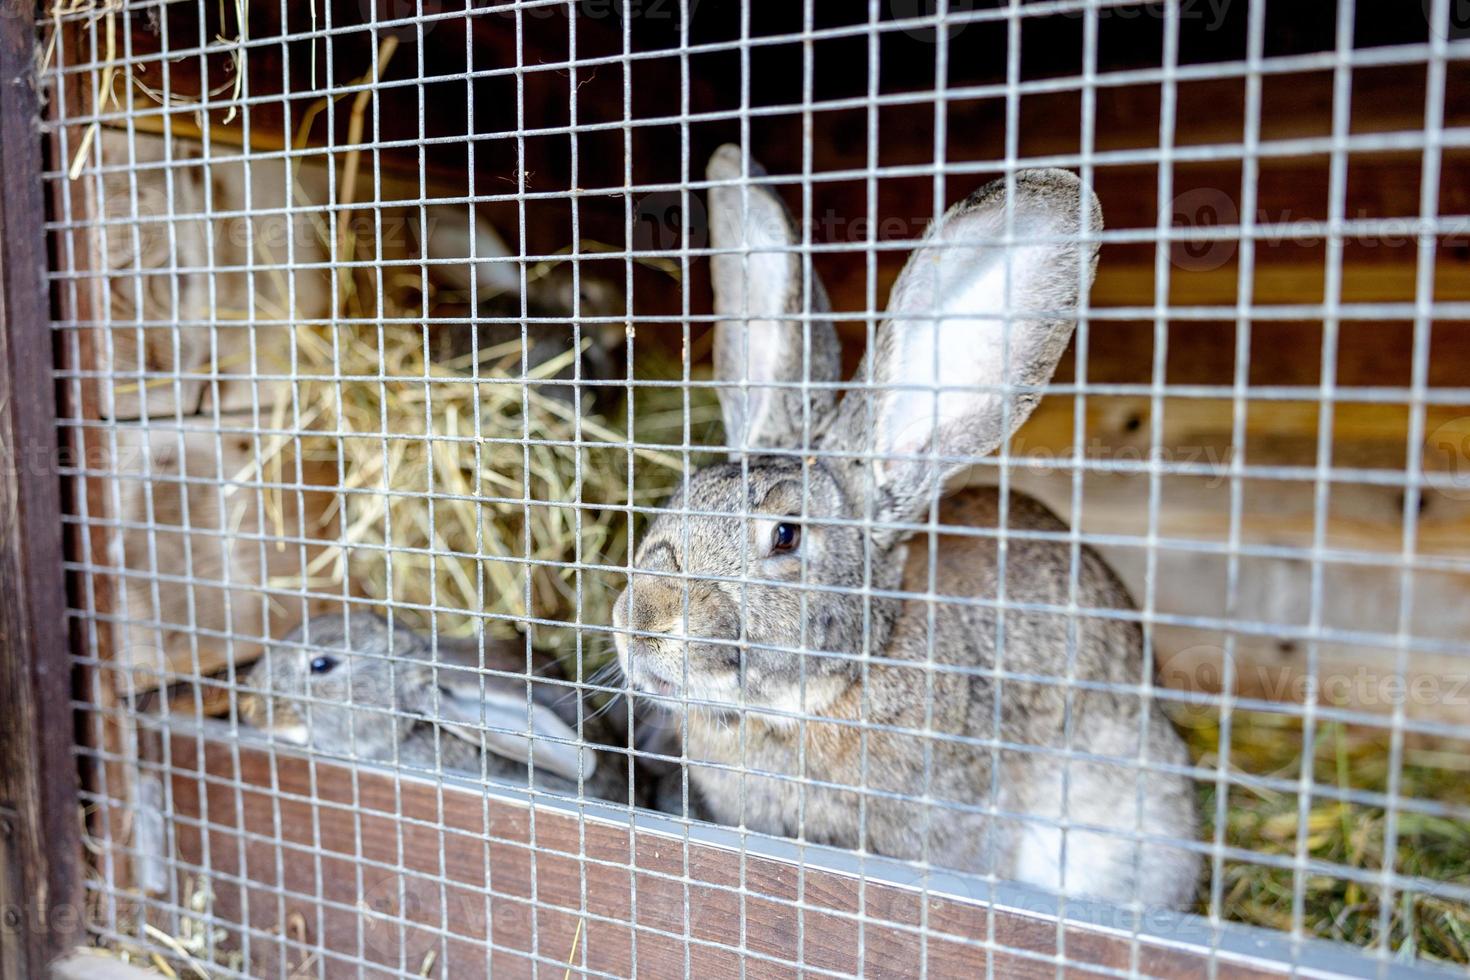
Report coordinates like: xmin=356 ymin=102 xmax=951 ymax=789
xmin=613 ymin=144 xmax=1101 ymax=718
xmin=242 ymin=612 xmax=431 ymax=757
xmin=243 ymin=612 xmax=599 ymax=780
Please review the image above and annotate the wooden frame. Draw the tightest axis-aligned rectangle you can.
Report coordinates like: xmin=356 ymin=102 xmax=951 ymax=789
xmin=149 ymin=728 xmax=1455 ymax=980
xmin=30 ymin=2 xmax=1470 ymax=975
xmin=0 ymin=4 xmax=83 ymax=976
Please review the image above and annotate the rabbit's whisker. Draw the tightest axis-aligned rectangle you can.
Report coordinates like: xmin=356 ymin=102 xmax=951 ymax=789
xmin=584 ymin=693 xmax=625 ymax=724
xmin=555 ymin=660 xmax=624 ymax=706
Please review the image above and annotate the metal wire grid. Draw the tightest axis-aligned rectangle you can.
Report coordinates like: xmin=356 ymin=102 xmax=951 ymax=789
xmin=37 ymin=0 xmax=1470 ymax=977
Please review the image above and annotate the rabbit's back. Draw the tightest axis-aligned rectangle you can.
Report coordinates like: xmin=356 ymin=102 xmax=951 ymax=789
xmin=687 ymin=487 xmax=1199 ymax=906
xmin=397 ymin=721 xmax=633 ymax=803
xmin=890 ymin=487 xmax=1198 ymax=904
xmin=396 ymin=726 xmax=486 ymax=774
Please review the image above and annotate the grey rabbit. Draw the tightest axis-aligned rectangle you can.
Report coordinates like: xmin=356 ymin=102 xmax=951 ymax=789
xmin=417 ymin=206 xmax=623 ymax=401
xmin=611 ymin=145 xmax=1201 ymax=908
xmin=242 ymin=611 xmax=630 ymax=803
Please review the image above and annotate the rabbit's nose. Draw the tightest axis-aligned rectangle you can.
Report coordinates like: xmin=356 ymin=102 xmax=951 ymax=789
xmin=238 ymin=690 xmax=264 ymax=726
xmin=620 ymin=574 xmax=684 ymax=637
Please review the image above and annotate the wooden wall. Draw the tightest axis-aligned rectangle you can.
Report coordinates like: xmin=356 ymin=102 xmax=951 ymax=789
xmin=151 ymin=731 xmax=1336 ymax=979
xmin=70 ymin=0 xmax=1470 ymax=728
xmin=47 ymin=2 xmax=1470 ymax=973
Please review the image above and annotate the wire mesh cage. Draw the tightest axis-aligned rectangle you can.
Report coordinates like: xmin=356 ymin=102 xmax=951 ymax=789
xmin=27 ymin=0 xmax=1470 ymax=976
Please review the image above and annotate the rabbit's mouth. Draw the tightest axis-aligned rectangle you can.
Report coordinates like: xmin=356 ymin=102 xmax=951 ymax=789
xmin=638 ymin=673 xmax=680 ymax=699
xmin=239 ymin=694 xmax=312 ymax=746
xmin=623 ymin=648 xmax=744 ymax=710
xmin=624 ymin=654 xmax=688 ymax=700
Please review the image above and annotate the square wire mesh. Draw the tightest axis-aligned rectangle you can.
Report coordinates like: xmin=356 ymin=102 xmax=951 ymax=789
xmin=36 ymin=0 xmax=1470 ymax=977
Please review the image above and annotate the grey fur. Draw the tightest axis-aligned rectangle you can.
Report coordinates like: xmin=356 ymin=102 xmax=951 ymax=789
xmin=708 ymin=144 xmax=843 ymax=455
xmin=611 ymin=150 xmax=1201 ymax=909
xmin=823 ymin=167 xmax=1104 ymax=539
xmin=243 ymin=612 xmax=632 ymax=803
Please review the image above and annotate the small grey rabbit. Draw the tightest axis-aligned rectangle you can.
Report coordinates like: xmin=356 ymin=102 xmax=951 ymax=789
xmin=611 ymin=145 xmax=1201 ymax=908
xmin=417 ymin=206 xmax=624 ymax=400
xmin=242 ymin=612 xmax=629 ymax=802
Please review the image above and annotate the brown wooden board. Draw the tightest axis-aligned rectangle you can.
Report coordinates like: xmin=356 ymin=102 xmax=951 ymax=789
xmin=76 ymin=4 xmax=1470 ymax=336
xmin=45 ymin=9 xmax=141 ymax=913
xmin=157 ymin=732 xmax=1375 ymax=980
xmin=0 ymin=4 xmax=84 ymax=975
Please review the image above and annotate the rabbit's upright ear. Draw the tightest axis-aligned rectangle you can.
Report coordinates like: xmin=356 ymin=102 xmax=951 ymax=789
xmin=419 ymin=672 xmax=599 ymax=783
xmin=419 ymin=205 xmax=521 ymax=299
xmin=824 ymin=169 xmax=1101 ymax=529
xmin=708 ymin=144 xmax=842 ymax=456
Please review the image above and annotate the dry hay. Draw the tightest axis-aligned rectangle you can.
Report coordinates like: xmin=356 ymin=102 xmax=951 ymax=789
xmin=269 ymin=320 xmax=717 ymax=656
xmin=1177 ymin=705 xmax=1470 ymax=963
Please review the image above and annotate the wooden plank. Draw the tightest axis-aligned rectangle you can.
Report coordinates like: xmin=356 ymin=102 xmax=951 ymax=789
xmin=107 ymin=412 xmax=336 ymax=691
xmin=47 ymin=7 xmax=139 ymax=915
xmin=0 ymin=5 xmax=84 ymax=975
xmin=87 ymin=128 xmax=336 ymax=420
xmin=977 ymin=396 xmax=1470 ymax=726
xmin=84 ymin=129 xmax=487 ymax=422
xmin=1092 ymin=258 xmax=1470 ymax=308
xmin=164 ymin=734 xmax=1303 ymax=979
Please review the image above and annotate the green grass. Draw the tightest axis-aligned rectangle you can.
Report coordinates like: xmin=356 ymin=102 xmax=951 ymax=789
xmin=1177 ymin=706 xmax=1470 ymax=963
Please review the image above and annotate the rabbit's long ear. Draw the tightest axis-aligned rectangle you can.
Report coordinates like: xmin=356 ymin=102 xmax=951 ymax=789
xmin=421 ymin=674 xmax=599 ymax=783
xmin=824 ymin=169 xmax=1101 ymax=530
xmin=708 ymin=144 xmax=841 ymax=455
xmin=419 ymin=205 xmax=521 ymax=299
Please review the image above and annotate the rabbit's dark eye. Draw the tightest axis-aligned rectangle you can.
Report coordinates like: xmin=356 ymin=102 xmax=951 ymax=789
xmin=770 ymin=522 xmax=801 ymax=555
xmin=309 ymin=655 xmax=339 ymax=675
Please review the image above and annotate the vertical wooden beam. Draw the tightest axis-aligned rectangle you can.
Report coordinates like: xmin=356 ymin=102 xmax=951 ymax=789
xmin=0 ymin=4 xmax=83 ymax=976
